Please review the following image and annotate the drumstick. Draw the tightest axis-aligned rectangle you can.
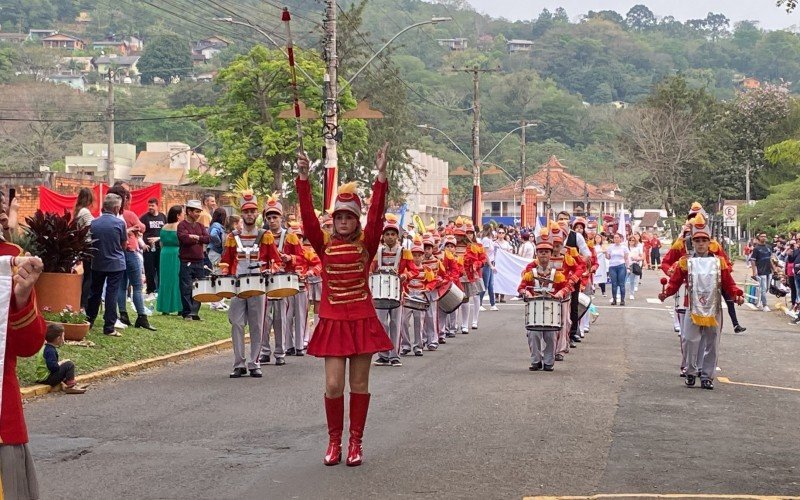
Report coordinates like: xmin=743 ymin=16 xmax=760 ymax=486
xmin=660 ymin=277 xmax=668 ymax=295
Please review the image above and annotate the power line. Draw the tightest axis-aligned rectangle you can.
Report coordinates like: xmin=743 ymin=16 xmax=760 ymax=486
xmin=0 ymin=113 xmax=211 ymax=123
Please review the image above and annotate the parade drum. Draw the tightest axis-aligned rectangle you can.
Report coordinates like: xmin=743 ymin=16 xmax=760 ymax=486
xmin=266 ymin=272 xmax=300 ymax=298
xmin=438 ymin=282 xmax=465 ymax=314
xmin=192 ymin=277 xmax=219 ymax=303
xmin=237 ymin=273 xmax=266 ymax=299
xmin=215 ymin=276 xmax=238 ymax=299
xmin=525 ymin=297 xmax=562 ymax=331
xmin=404 ymin=294 xmax=430 ymax=312
xmin=369 ymin=272 xmax=401 ymax=309
xmin=577 ymin=292 xmax=592 ymax=320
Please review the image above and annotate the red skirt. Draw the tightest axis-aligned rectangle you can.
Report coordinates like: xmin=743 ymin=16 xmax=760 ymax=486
xmin=307 ymin=316 xmax=393 ymax=357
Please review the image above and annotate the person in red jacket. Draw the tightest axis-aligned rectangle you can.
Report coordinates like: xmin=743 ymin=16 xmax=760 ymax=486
xmin=295 ymin=144 xmax=392 ymax=467
xmin=659 ymin=214 xmax=744 ymax=390
xmin=518 ymin=228 xmax=572 ymax=371
xmin=0 ymin=246 xmax=47 ymax=500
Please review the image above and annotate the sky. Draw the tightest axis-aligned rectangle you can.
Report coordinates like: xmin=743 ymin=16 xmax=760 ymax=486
xmin=464 ymin=0 xmax=800 ymax=30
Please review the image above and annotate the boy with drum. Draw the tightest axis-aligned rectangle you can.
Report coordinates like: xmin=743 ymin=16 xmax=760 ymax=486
xmin=400 ymin=238 xmax=439 ymax=356
xmin=421 ymin=233 xmax=445 ymax=350
xmin=440 ymin=235 xmax=463 ymax=341
xmin=659 ymin=213 xmax=744 ymax=390
xmin=219 ymin=191 xmax=282 ymax=378
xmin=518 ymin=228 xmax=572 ymax=371
xmin=549 ymin=224 xmax=585 ymax=361
xmin=372 ymin=214 xmax=415 ymax=367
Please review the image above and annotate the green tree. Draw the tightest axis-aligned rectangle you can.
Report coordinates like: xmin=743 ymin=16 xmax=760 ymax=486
xmin=138 ymin=35 xmax=192 ymax=85
xmin=206 ymin=46 xmax=367 ymax=198
xmin=625 ymin=4 xmax=656 ymax=31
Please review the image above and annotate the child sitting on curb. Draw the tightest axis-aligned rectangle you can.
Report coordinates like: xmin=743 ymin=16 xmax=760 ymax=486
xmin=35 ymin=323 xmax=88 ymax=394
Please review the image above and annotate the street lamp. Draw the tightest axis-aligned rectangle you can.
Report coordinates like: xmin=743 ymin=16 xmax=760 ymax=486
xmin=416 ymin=124 xmax=473 ymax=163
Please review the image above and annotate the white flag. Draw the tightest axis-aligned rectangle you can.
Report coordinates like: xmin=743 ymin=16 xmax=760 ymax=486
xmin=618 ymin=205 xmax=627 ymax=240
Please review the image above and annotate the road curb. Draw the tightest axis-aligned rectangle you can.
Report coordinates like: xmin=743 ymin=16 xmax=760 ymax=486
xmin=20 ymin=337 xmax=236 ymax=400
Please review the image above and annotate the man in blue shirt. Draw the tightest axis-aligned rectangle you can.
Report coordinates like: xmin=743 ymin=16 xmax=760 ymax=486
xmin=85 ymin=193 xmax=127 ymax=336
xmin=750 ymin=232 xmax=777 ymax=312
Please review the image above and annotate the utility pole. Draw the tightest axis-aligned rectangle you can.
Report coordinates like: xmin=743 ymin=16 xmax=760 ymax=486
xmin=453 ymin=66 xmax=500 ymax=224
xmin=519 ymin=119 xmax=528 ymax=226
xmin=322 ymin=0 xmax=339 ymax=213
xmin=106 ymin=67 xmax=115 ymax=184
xmin=745 ymin=162 xmax=751 ymax=205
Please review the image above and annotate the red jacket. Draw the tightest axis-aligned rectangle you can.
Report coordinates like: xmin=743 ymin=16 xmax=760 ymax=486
xmin=661 ymin=237 xmax=731 ymax=275
xmin=663 ymin=255 xmax=743 ymax=302
xmin=518 ymin=260 xmax=572 ymax=299
xmin=1 ymin=243 xmax=47 ymax=445
xmin=219 ymin=229 xmax=282 ymax=275
xmin=296 ymin=177 xmax=387 ymax=320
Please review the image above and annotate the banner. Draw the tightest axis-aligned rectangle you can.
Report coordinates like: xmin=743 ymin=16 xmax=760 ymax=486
xmin=493 ymin=247 xmax=533 ymax=296
xmin=38 ymin=184 xmax=162 ymax=218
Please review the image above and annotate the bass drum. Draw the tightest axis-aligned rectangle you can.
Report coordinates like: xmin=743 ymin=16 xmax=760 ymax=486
xmin=525 ymin=297 xmax=562 ymax=331
xmin=577 ymin=292 xmax=592 ymax=320
xmin=438 ymin=282 xmax=465 ymax=314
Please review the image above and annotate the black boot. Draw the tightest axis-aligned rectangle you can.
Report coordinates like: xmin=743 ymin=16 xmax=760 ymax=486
xmin=119 ymin=311 xmax=131 ymax=326
xmin=135 ymin=314 xmax=157 ymax=331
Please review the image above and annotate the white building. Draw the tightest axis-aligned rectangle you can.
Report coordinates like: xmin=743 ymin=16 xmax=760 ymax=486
xmin=65 ymin=143 xmax=137 ymax=180
xmin=397 ymin=149 xmax=455 ymax=223
xmin=507 ymin=39 xmax=534 ymax=53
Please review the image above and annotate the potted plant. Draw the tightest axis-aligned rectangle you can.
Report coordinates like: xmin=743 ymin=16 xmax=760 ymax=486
xmin=41 ymin=306 xmax=90 ymax=341
xmin=24 ymin=210 xmax=94 ymax=314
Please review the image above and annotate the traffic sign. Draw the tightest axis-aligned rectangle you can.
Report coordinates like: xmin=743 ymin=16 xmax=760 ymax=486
xmin=723 ymin=205 xmax=738 ymax=227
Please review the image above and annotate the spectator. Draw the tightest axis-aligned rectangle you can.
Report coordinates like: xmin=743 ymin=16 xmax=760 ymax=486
xmin=73 ymin=187 xmax=94 ymax=310
xmin=35 ymin=324 xmax=87 ymax=394
xmin=208 ymin=207 xmax=228 ymax=312
xmin=86 ymin=194 xmax=127 ymax=336
xmin=479 ymin=225 xmax=497 ymax=311
xmin=605 ymin=233 xmax=630 ymax=306
xmin=226 ymin=214 xmax=241 ymax=234
xmin=593 ymin=233 xmax=609 ymax=297
xmin=198 ymin=193 xmax=216 ymax=228
xmin=178 ymin=200 xmax=211 ymax=320
xmin=750 ymin=232 xmax=777 ymax=312
xmin=108 ymin=186 xmax=156 ymax=332
xmin=517 ymin=231 xmax=535 ymax=259
xmin=156 ymin=205 xmax=184 ymax=315
xmin=626 ymin=235 xmax=644 ymax=300
xmin=494 ymin=227 xmax=513 ymax=303
xmin=140 ymin=198 xmax=167 ymax=300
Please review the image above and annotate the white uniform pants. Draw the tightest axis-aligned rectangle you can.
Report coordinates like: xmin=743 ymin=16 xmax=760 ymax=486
xmin=527 ymin=328 xmax=556 ymax=366
xmin=423 ymin=293 xmax=439 ymax=347
xmin=400 ymin=305 xmax=424 ymax=351
xmin=285 ymin=290 xmax=308 ymax=351
xmin=377 ymin=307 xmax=402 ymax=361
xmin=260 ymin=298 xmax=286 ymax=359
xmin=229 ymin=295 xmax=265 ymax=369
xmin=681 ymin=312 xmax=722 ymax=380
xmin=555 ymin=300 xmax=572 ymax=355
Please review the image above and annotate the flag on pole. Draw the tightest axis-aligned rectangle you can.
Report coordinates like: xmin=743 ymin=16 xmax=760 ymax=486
xmin=533 ymin=214 xmax=543 ymax=237
xmin=617 ymin=205 xmax=627 ymax=240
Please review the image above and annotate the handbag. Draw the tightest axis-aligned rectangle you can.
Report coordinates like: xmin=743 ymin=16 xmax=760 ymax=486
xmin=631 ymin=262 xmax=642 ymax=276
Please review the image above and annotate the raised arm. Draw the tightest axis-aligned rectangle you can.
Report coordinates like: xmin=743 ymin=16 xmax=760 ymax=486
xmin=364 ymin=143 xmax=390 ymax=258
xmin=296 ymin=153 xmax=325 ymax=257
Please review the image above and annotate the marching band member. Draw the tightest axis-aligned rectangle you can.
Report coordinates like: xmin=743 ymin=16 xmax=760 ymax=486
xmin=518 ymin=228 xmax=572 ymax=371
xmin=421 ymin=234 xmax=445 ymax=350
xmin=295 ymin=145 xmax=392 ymax=467
xmin=220 ymin=192 xmax=282 ymax=378
xmin=659 ymin=214 xmax=743 ymax=390
xmin=452 ymin=218 xmax=482 ymax=333
xmin=285 ymin=221 xmax=317 ymax=356
xmin=466 ymin=221 xmax=487 ymax=330
xmin=556 ymin=211 xmax=592 ymax=345
xmin=575 ymin=218 xmax=598 ymax=338
xmin=440 ymin=235 xmax=463 ymax=341
xmin=304 ymin=221 xmax=324 ymax=349
xmin=399 ymin=238 xmax=438 ymax=357
xmin=258 ymin=195 xmax=303 ymax=366
xmin=550 ymin=225 xmax=585 ymax=360
xmin=372 ymin=214 xmax=414 ymax=367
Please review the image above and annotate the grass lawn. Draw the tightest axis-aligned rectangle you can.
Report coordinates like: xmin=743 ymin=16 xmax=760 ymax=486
xmin=16 ymin=302 xmax=231 ymax=388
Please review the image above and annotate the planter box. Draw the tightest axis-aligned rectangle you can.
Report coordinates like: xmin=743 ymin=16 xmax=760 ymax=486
xmin=47 ymin=321 xmax=90 ymax=341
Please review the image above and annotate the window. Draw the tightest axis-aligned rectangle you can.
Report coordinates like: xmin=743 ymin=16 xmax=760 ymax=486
xmin=490 ymin=202 xmax=502 ymax=216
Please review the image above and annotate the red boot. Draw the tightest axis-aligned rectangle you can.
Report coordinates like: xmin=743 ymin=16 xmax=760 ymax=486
xmin=324 ymin=395 xmax=344 ymax=465
xmin=346 ymin=392 xmax=371 ymax=467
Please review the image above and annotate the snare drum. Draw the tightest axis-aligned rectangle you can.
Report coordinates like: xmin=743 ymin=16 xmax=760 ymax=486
xmin=403 ymin=294 xmax=430 ymax=311
xmin=237 ymin=273 xmax=266 ymax=299
xmin=266 ymin=272 xmax=300 ymax=298
xmin=369 ymin=272 xmax=401 ymax=309
xmin=215 ymin=276 xmax=238 ymax=299
xmin=437 ymin=282 xmax=465 ymax=314
xmin=192 ymin=277 xmax=220 ymax=303
xmin=577 ymin=292 xmax=592 ymax=320
xmin=524 ymin=297 xmax=562 ymax=331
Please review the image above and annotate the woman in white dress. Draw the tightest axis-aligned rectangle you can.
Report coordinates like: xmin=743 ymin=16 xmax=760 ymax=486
xmin=593 ymin=234 xmax=608 ymax=297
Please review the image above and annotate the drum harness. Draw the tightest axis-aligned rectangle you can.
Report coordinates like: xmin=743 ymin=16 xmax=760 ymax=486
xmin=377 ymin=245 xmax=402 ymax=273
xmin=532 ymin=268 xmax=556 ymax=295
xmin=234 ymin=228 xmax=267 ymax=274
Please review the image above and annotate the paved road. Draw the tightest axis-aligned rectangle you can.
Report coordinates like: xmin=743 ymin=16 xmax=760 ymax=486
xmin=23 ymin=272 xmax=800 ymax=499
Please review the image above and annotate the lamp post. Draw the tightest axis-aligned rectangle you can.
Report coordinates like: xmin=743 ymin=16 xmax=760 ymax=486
xmin=418 ymin=123 xmax=537 ymax=225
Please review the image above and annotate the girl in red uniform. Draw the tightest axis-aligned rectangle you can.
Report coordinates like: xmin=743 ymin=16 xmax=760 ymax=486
xmin=295 ymin=144 xmax=391 ymax=467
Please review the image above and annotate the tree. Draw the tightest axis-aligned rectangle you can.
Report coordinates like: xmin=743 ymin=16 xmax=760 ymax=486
xmin=586 ymin=10 xmax=624 ymax=25
xmin=777 ymin=0 xmax=797 ymax=12
xmin=138 ymin=35 xmax=192 ymax=85
xmin=704 ymin=13 xmax=730 ymax=41
xmin=206 ymin=46 xmax=368 ymax=198
xmin=625 ymin=4 xmax=656 ymax=31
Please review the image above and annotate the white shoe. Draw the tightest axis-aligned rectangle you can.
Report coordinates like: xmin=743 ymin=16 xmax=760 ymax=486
xmin=763 ymin=306 xmax=771 ymax=312
xmin=471 ymin=322 xmax=478 ymax=329
xmin=490 ymin=305 xmax=499 ymax=311
xmin=143 ymin=307 xmax=153 ymax=316
xmin=114 ymin=320 xmax=127 ymax=329
xmin=635 ymin=286 xmax=639 ymax=292
xmin=479 ymin=306 xmax=486 ymax=311
xmin=630 ymin=294 xmax=635 ymax=300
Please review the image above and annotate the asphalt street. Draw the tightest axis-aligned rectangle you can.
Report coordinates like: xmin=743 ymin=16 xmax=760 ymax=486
xmin=22 ymin=272 xmax=800 ymax=499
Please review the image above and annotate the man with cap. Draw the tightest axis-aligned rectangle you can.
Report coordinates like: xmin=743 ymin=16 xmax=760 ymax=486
xmin=555 ymin=211 xmax=592 ymax=345
xmin=439 ymin=234 xmax=463 ymax=340
xmin=372 ymin=214 xmax=415 ymax=366
xmin=220 ymin=191 xmax=281 ymax=378
xmin=178 ymin=199 xmax=211 ymax=321
xmin=258 ymin=194 xmax=303 ymax=366
xmin=420 ymin=233 xmax=445 ymax=350
xmin=549 ymin=223 xmax=585 ymax=360
xmin=399 ymin=237 xmax=437 ymax=356
xmin=578 ymin=219 xmax=600 ymax=337
xmin=518 ymin=227 xmax=572 ymax=371
xmin=660 ymin=213 xmax=744 ymax=390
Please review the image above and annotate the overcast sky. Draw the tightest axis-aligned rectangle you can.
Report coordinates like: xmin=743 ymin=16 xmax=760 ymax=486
xmin=465 ymin=0 xmax=800 ymax=30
